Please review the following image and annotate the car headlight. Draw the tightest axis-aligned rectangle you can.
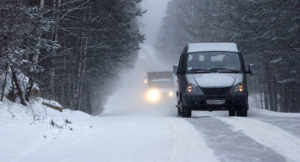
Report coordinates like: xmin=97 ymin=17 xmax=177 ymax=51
xmin=146 ymin=89 xmax=161 ymax=102
xmin=168 ymin=91 xmax=174 ymax=97
xmin=232 ymin=83 xmax=244 ymax=92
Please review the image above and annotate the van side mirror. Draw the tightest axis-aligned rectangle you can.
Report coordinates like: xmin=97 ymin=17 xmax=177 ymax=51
xmin=248 ymin=64 xmax=255 ymax=75
xmin=173 ymin=66 xmax=178 ymax=76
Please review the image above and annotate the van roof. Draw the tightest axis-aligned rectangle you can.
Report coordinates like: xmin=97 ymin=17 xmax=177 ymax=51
xmin=187 ymin=43 xmax=238 ymax=53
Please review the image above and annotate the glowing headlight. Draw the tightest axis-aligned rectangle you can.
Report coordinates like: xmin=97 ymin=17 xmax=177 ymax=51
xmin=168 ymin=91 xmax=174 ymax=97
xmin=187 ymin=83 xmax=193 ymax=93
xmin=144 ymin=79 xmax=148 ymax=84
xmin=232 ymin=83 xmax=244 ymax=92
xmin=146 ymin=89 xmax=161 ymax=102
xmin=238 ymin=83 xmax=244 ymax=92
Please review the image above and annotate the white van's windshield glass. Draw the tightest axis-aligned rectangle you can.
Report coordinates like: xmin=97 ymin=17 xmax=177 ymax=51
xmin=186 ymin=52 xmax=241 ymax=73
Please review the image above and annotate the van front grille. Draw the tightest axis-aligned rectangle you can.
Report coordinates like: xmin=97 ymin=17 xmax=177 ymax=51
xmin=201 ymin=87 xmax=231 ymax=95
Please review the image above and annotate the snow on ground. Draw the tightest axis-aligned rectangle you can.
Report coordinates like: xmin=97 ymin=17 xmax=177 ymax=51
xmin=0 ymin=99 xmax=95 ymax=162
xmin=14 ymin=116 xmax=219 ymax=162
xmin=250 ymin=108 xmax=300 ymax=118
xmin=0 ymin=96 xmax=219 ymax=162
xmin=188 ymin=116 xmax=287 ymax=162
xmin=248 ymin=93 xmax=300 ymax=118
xmin=2 ymin=95 xmax=300 ymax=162
xmin=218 ymin=117 xmax=300 ymax=162
xmin=190 ymin=103 xmax=300 ymax=162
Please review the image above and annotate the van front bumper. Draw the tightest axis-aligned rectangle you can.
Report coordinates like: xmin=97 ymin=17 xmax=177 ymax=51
xmin=182 ymin=93 xmax=248 ymax=111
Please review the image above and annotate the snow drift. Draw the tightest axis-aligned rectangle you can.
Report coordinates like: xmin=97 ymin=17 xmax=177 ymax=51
xmin=0 ymin=98 xmax=93 ymax=162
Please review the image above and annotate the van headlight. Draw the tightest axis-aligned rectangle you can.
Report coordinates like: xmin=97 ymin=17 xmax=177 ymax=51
xmin=186 ymin=83 xmax=203 ymax=94
xmin=187 ymin=83 xmax=193 ymax=93
xmin=232 ymin=83 xmax=244 ymax=92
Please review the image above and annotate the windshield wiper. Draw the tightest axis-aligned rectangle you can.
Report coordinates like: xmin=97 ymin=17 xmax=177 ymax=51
xmin=187 ymin=69 xmax=210 ymax=73
xmin=208 ymin=68 xmax=240 ymax=73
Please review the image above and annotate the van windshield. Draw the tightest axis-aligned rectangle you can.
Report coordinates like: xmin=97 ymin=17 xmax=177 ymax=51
xmin=186 ymin=51 xmax=242 ymax=73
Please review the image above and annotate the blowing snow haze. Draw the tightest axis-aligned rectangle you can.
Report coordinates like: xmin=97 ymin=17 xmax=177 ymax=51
xmin=104 ymin=0 xmax=173 ymax=114
xmin=139 ymin=0 xmax=170 ymax=46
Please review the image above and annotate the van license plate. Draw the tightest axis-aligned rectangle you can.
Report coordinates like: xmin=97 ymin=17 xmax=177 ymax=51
xmin=207 ymin=100 xmax=225 ymax=105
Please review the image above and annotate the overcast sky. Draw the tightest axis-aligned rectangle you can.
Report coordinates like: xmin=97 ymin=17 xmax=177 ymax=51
xmin=139 ymin=0 xmax=170 ymax=46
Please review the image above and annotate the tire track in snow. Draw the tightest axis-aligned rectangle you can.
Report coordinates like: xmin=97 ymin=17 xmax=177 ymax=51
xmin=167 ymin=118 xmax=219 ymax=162
xmin=188 ymin=117 xmax=285 ymax=162
xmin=218 ymin=117 xmax=300 ymax=162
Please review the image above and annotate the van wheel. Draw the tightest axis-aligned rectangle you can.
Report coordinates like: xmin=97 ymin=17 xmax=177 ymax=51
xmin=236 ymin=106 xmax=248 ymax=117
xmin=229 ymin=109 xmax=235 ymax=116
xmin=177 ymin=106 xmax=182 ymax=116
xmin=237 ymin=110 xmax=247 ymax=117
xmin=180 ymin=100 xmax=191 ymax=118
xmin=177 ymin=101 xmax=182 ymax=116
xmin=177 ymin=107 xmax=182 ymax=116
xmin=182 ymin=107 xmax=191 ymax=118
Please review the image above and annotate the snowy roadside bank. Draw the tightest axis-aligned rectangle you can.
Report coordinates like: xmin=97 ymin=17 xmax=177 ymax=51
xmin=0 ymin=99 xmax=94 ymax=162
xmin=0 ymin=98 xmax=92 ymax=126
xmin=249 ymin=108 xmax=300 ymax=118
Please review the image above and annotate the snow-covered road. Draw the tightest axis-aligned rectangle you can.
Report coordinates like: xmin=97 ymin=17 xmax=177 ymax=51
xmin=2 ymin=103 xmax=300 ymax=162
xmin=11 ymin=115 xmax=218 ymax=162
xmin=189 ymin=110 xmax=300 ymax=162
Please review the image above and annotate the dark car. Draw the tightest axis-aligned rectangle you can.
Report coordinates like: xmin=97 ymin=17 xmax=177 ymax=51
xmin=175 ymin=43 xmax=254 ymax=117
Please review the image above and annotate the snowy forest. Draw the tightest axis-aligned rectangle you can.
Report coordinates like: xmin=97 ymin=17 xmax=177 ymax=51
xmin=157 ymin=0 xmax=300 ymax=112
xmin=1 ymin=0 xmax=299 ymax=114
xmin=0 ymin=0 xmax=144 ymax=114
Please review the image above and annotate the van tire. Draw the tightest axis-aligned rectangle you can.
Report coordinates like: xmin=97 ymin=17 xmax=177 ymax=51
xmin=177 ymin=106 xmax=182 ymax=116
xmin=182 ymin=107 xmax=191 ymax=118
xmin=237 ymin=110 xmax=248 ymax=117
xmin=237 ymin=111 xmax=247 ymax=117
xmin=180 ymin=100 xmax=191 ymax=118
xmin=236 ymin=106 xmax=248 ymax=117
xmin=229 ymin=109 xmax=235 ymax=116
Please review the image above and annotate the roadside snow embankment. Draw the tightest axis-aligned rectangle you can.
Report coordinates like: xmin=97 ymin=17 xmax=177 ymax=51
xmin=0 ymin=98 xmax=93 ymax=162
xmin=0 ymin=98 xmax=91 ymax=126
